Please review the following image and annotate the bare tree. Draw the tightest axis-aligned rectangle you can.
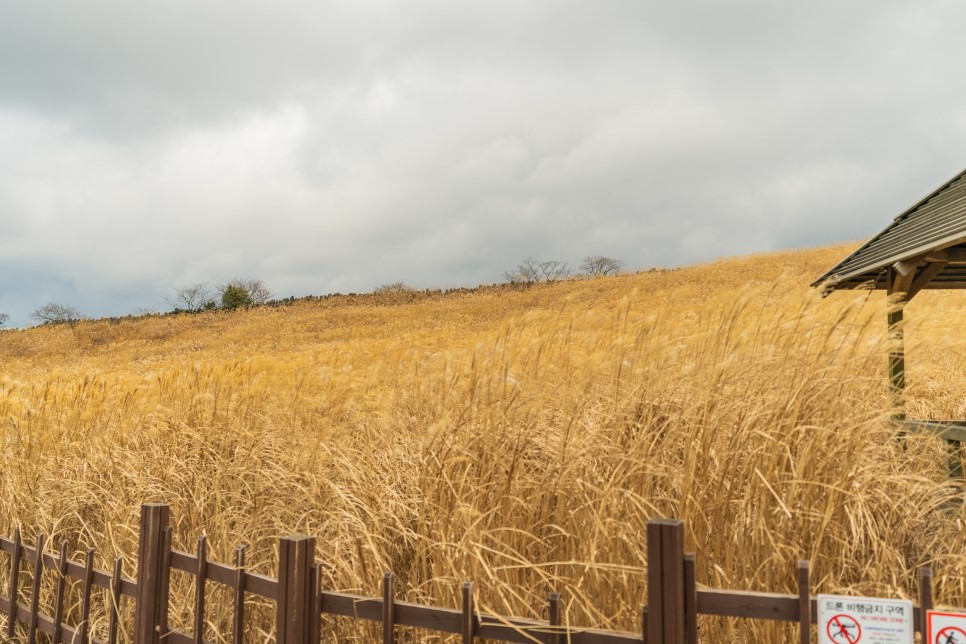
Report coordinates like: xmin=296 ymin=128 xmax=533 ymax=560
xmin=581 ymin=256 xmax=625 ymax=277
xmin=0 ymin=313 xmax=8 ymax=326
xmin=537 ymin=260 xmax=571 ymax=282
xmin=30 ymin=303 xmax=82 ymax=326
xmin=504 ymin=258 xmax=542 ymax=284
xmin=374 ymin=281 xmax=415 ymax=294
xmin=167 ymin=282 xmax=214 ymax=312
xmin=243 ymin=278 xmax=272 ymax=305
xmin=505 ymin=258 xmax=571 ymax=284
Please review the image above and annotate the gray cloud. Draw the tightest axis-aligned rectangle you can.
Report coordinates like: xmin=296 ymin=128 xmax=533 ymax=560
xmin=1 ymin=0 xmax=965 ymax=326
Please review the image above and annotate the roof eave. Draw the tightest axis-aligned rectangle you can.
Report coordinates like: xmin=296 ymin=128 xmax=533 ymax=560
xmin=812 ymin=232 xmax=966 ymax=292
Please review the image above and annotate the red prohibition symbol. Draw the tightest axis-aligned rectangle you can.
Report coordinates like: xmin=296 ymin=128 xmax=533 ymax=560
xmin=827 ymin=614 xmax=861 ymax=643
xmin=937 ymin=626 xmax=966 ymax=644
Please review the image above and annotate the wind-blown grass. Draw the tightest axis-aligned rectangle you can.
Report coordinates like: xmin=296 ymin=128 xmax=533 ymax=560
xmin=2 ymin=244 xmax=966 ymax=641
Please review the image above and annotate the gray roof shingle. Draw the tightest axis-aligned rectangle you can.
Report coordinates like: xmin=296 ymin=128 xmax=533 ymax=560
xmin=813 ymin=168 xmax=966 ymax=291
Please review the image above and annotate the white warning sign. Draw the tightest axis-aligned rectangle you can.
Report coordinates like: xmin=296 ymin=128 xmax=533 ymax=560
xmin=927 ymin=611 xmax=966 ymax=643
xmin=818 ymin=594 xmax=913 ymax=644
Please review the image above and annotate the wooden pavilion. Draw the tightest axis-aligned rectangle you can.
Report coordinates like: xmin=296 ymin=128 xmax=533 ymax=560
xmin=813 ymin=168 xmax=966 ymax=475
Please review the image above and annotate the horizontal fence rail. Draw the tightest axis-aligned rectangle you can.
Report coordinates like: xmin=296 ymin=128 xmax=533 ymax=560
xmin=0 ymin=504 xmax=947 ymax=643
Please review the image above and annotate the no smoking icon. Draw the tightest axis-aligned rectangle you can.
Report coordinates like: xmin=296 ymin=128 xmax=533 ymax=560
xmin=827 ymin=614 xmax=862 ymax=643
xmin=937 ymin=626 xmax=966 ymax=644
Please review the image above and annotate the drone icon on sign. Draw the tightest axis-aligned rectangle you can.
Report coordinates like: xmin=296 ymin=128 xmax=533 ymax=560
xmin=826 ymin=614 xmax=861 ymax=643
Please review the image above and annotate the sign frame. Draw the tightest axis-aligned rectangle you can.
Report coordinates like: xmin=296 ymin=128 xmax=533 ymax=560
xmin=927 ymin=610 xmax=966 ymax=644
xmin=817 ymin=594 xmax=914 ymax=644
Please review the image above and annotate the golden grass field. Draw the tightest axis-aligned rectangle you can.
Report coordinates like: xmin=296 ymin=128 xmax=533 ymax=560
xmin=3 ymin=243 xmax=966 ymax=641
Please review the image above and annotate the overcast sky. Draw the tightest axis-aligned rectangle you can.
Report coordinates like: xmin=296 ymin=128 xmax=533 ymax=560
xmin=1 ymin=1 xmax=965 ymax=326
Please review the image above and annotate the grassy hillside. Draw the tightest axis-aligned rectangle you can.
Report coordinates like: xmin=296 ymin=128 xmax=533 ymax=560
xmin=3 ymin=243 xmax=966 ymax=641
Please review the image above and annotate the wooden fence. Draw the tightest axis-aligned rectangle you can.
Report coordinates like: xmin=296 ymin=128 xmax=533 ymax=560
xmin=0 ymin=504 xmax=944 ymax=643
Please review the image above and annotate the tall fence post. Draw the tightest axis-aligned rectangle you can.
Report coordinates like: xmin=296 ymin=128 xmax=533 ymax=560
xmin=461 ymin=581 xmax=475 ymax=644
xmin=383 ymin=572 xmax=395 ymax=644
xmin=548 ymin=592 xmax=561 ymax=644
xmin=798 ymin=560 xmax=811 ymax=644
xmin=919 ymin=566 xmax=933 ymax=642
xmin=647 ymin=518 xmax=686 ymax=644
xmin=5 ymin=527 xmax=22 ymax=639
xmin=683 ymin=553 xmax=697 ymax=644
xmin=276 ymin=534 xmax=316 ymax=644
xmin=134 ymin=504 xmax=170 ymax=644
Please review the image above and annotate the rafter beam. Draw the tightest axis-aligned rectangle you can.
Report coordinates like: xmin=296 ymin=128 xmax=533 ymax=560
xmin=925 ymin=246 xmax=966 ymax=264
xmin=906 ymin=261 xmax=947 ymax=300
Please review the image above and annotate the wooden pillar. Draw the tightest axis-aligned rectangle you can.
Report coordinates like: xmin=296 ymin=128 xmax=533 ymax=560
xmin=798 ymin=560 xmax=811 ymax=644
xmin=918 ymin=566 xmax=933 ymax=642
xmin=383 ymin=572 xmax=395 ymax=644
xmin=548 ymin=592 xmax=561 ymax=644
xmin=461 ymin=581 xmax=475 ymax=644
xmin=646 ymin=519 xmax=686 ymax=644
xmin=232 ymin=545 xmax=247 ymax=644
xmin=6 ymin=528 xmax=21 ymax=639
xmin=276 ymin=534 xmax=316 ymax=644
xmin=887 ymin=264 xmax=915 ymax=419
xmin=683 ymin=553 xmax=697 ymax=644
xmin=134 ymin=504 xmax=171 ymax=644
xmin=887 ymin=303 xmax=905 ymax=413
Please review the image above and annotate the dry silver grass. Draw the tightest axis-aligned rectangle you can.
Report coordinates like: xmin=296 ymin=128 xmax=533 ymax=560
xmin=1 ymin=245 xmax=965 ymax=641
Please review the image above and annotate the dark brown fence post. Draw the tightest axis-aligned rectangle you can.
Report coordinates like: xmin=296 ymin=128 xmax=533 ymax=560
xmin=79 ymin=548 xmax=95 ymax=644
xmin=919 ymin=566 xmax=933 ymax=642
xmin=310 ymin=562 xmax=322 ymax=644
xmin=108 ymin=557 xmax=123 ymax=644
xmin=276 ymin=534 xmax=316 ymax=644
xmin=798 ymin=560 xmax=811 ymax=644
xmin=647 ymin=523 xmax=663 ymax=643
xmin=647 ymin=519 xmax=686 ymax=644
xmin=52 ymin=540 xmax=68 ymax=644
xmin=683 ymin=553 xmax=697 ymax=644
xmin=28 ymin=533 xmax=45 ymax=644
xmin=6 ymin=527 xmax=22 ymax=639
xmin=548 ymin=592 xmax=561 ymax=644
xmin=232 ymin=545 xmax=247 ymax=644
xmin=193 ymin=535 xmax=207 ymax=644
xmin=134 ymin=503 xmax=171 ymax=644
xmin=383 ymin=572 xmax=395 ymax=644
xmin=461 ymin=581 xmax=475 ymax=644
